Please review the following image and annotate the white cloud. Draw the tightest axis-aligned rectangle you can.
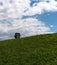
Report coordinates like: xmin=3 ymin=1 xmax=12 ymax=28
xmin=0 ymin=0 xmax=30 ymax=18
xmin=1 ymin=18 xmax=50 ymax=37
xmin=0 ymin=0 xmax=56 ymax=40
xmin=24 ymin=0 xmax=57 ymax=16
xmin=0 ymin=0 xmax=57 ymax=18
xmin=0 ymin=18 xmax=51 ymax=40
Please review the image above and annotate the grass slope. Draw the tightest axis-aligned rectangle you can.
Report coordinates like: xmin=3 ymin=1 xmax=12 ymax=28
xmin=0 ymin=33 xmax=57 ymax=65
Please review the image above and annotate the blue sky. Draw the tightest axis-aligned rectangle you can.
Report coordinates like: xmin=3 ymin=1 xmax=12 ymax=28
xmin=0 ymin=0 xmax=57 ymax=40
xmin=38 ymin=12 xmax=57 ymax=32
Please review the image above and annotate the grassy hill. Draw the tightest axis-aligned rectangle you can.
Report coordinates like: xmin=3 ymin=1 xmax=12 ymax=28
xmin=0 ymin=33 xmax=57 ymax=65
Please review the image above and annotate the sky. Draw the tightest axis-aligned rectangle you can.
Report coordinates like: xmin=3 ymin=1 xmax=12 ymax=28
xmin=0 ymin=0 xmax=57 ymax=40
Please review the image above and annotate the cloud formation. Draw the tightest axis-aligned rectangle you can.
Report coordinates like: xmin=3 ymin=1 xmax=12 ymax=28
xmin=0 ymin=0 xmax=57 ymax=40
xmin=24 ymin=0 xmax=57 ymax=16
xmin=0 ymin=0 xmax=57 ymax=18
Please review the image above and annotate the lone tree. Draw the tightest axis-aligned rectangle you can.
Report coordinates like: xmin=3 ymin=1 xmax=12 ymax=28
xmin=14 ymin=33 xmax=21 ymax=38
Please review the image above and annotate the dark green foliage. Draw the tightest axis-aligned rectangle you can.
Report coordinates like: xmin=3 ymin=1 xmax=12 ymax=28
xmin=0 ymin=33 xmax=57 ymax=65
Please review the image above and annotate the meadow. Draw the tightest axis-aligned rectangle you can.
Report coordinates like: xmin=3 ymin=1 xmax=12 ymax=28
xmin=0 ymin=33 xmax=57 ymax=65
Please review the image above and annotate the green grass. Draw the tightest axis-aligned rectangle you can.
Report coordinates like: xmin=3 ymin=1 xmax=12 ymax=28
xmin=0 ymin=33 xmax=57 ymax=65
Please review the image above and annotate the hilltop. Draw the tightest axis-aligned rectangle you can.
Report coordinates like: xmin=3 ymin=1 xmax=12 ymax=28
xmin=0 ymin=33 xmax=57 ymax=65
